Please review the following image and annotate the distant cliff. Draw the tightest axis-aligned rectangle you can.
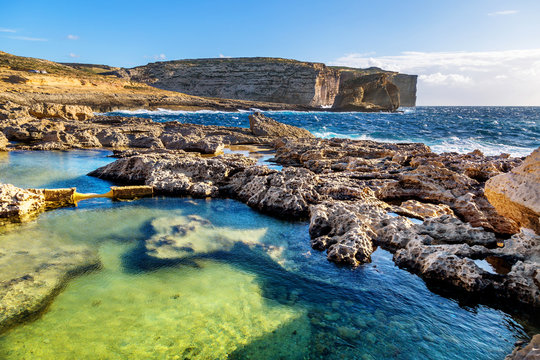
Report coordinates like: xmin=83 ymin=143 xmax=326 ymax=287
xmin=113 ymin=58 xmax=417 ymax=111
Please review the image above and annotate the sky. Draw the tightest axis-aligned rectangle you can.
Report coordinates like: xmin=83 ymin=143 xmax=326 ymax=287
xmin=1 ymin=0 xmax=540 ymax=105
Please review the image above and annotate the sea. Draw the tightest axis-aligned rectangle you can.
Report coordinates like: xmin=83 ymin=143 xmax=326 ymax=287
xmin=107 ymin=106 xmax=540 ymax=157
xmin=0 ymin=107 xmax=538 ymax=359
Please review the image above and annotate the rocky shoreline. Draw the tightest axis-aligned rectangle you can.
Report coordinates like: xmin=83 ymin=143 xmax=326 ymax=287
xmin=0 ymin=105 xmax=538 ymax=356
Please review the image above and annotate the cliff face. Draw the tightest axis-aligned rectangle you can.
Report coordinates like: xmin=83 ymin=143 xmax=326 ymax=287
xmin=118 ymin=58 xmax=417 ymax=111
xmin=333 ymin=73 xmax=400 ymax=112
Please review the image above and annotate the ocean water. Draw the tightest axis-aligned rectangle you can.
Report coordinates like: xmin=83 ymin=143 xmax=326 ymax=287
xmin=0 ymin=151 xmax=538 ymax=359
xmin=107 ymin=106 xmax=540 ymax=157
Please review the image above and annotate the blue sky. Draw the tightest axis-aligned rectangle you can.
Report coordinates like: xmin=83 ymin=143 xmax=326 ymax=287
xmin=1 ymin=0 xmax=540 ymax=105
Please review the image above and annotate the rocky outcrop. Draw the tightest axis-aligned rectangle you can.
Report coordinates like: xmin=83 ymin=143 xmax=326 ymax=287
xmin=86 ymin=114 xmax=538 ymax=310
xmin=0 ymin=184 xmax=46 ymax=222
xmin=0 ymin=131 xmax=8 ymax=151
xmin=249 ymin=112 xmax=314 ymax=138
xmin=114 ymin=57 xmax=417 ymax=110
xmin=506 ymin=335 xmax=540 ymax=360
xmin=332 ymin=73 xmax=400 ymax=112
xmin=0 ymin=103 xmax=282 ymax=154
xmin=28 ymin=103 xmax=94 ymax=121
xmin=485 ymin=148 xmax=540 ymax=233
xmin=89 ymin=152 xmax=257 ymax=198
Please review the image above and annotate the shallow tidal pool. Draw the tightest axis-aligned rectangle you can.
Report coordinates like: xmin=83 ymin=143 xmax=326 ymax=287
xmin=0 ymin=150 xmax=537 ymax=359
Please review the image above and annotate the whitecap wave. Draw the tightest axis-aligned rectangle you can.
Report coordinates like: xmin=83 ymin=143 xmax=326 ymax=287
xmin=314 ymin=131 xmax=536 ymax=157
xmin=429 ymin=138 xmax=535 ymax=157
xmin=106 ymin=108 xmax=234 ymax=115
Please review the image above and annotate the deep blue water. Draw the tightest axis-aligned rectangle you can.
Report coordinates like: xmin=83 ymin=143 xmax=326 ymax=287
xmin=0 ymin=150 xmax=538 ymax=359
xmin=107 ymin=106 xmax=540 ymax=157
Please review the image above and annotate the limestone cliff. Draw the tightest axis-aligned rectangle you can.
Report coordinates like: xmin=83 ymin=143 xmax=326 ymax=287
xmin=115 ymin=58 xmax=417 ymax=111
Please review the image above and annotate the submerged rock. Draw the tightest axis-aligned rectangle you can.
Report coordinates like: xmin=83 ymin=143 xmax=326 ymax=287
xmin=485 ymin=147 xmax=540 ymax=233
xmin=145 ymin=215 xmax=267 ymax=260
xmin=0 ymin=233 xmax=100 ymax=333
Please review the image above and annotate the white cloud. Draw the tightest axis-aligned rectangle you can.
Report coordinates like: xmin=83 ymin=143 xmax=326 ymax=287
xmin=419 ymin=73 xmax=472 ymax=85
xmin=219 ymin=54 xmax=231 ymax=58
xmin=488 ymin=10 xmax=519 ymax=16
xmin=153 ymin=54 xmax=166 ymax=60
xmin=332 ymin=49 xmax=540 ymax=105
xmin=5 ymin=35 xmax=47 ymax=41
xmin=67 ymin=34 xmax=79 ymax=40
xmin=69 ymin=53 xmax=80 ymax=58
xmin=0 ymin=27 xmax=16 ymax=33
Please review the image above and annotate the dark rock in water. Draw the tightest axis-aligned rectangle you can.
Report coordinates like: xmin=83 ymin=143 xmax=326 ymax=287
xmin=505 ymin=334 xmax=540 ymax=359
xmin=249 ymin=112 xmax=314 ymax=138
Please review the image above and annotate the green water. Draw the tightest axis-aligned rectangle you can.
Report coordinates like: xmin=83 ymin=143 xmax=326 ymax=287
xmin=0 ymin=151 xmax=537 ymax=359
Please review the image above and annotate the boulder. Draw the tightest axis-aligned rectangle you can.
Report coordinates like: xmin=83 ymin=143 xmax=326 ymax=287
xmin=249 ymin=112 xmax=314 ymax=138
xmin=485 ymin=148 xmax=540 ymax=233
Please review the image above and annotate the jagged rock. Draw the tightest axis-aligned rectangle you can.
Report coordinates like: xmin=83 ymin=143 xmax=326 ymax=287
xmin=0 ymin=184 xmax=45 ymax=222
xmin=0 ymin=234 xmax=100 ymax=333
xmin=29 ymin=103 xmax=94 ymax=121
xmin=485 ymin=148 xmax=540 ymax=233
xmin=89 ymin=152 xmax=256 ymax=198
xmin=505 ymin=334 xmax=540 ymax=359
xmin=309 ymin=191 xmax=390 ymax=266
xmin=249 ymin=112 xmax=314 ymax=138
xmin=377 ymin=163 xmax=518 ymax=234
xmin=227 ymin=166 xmax=322 ymax=218
xmin=393 ymin=199 xmax=454 ymax=219
xmin=0 ymin=100 xmax=33 ymax=123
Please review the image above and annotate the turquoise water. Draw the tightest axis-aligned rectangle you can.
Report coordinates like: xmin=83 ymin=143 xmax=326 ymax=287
xmin=0 ymin=150 xmax=537 ymax=359
xmin=108 ymin=106 xmax=540 ymax=157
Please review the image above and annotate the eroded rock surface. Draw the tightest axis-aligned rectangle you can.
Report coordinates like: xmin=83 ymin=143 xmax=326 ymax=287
xmin=505 ymin=334 xmax=540 ymax=360
xmin=0 ymin=102 xmax=318 ymax=154
xmin=486 ymin=148 xmax=540 ymax=233
xmin=0 ymin=131 xmax=8 ymax=151
xmin=29 ymin=103 xmax=94 ymax=121
xmin=0 ymin=184 xmax=45 ymax=222
xmin=86 ymin=117 xmax=540 ymax=311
